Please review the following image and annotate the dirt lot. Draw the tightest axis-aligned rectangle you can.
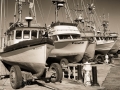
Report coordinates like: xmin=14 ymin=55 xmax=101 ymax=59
xmin=0 ymin=63 xmax=112 ymax=90
xmin=102 ymin=58 xmax=120 ymax=90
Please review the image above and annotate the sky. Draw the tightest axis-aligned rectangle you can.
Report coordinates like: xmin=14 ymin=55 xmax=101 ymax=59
xmin=0 ymin=0 xmax=120 ymax=35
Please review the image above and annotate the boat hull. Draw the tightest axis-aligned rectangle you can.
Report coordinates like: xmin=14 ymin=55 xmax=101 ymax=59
xmin=84 ymin=42 xmax=96 ymax=59
xmin=95 ymin=41 xmax=115 ymax=55
xmin=49 ymin=40 xmax=88 ymax=63
xmin=0 ymin=44 xmax=54 ymax=78
xmin=109 ymin=39 xmax=120 ymax=54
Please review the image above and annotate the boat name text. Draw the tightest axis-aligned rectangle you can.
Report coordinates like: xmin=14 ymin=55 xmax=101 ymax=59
xmin=72 ymin=41 xmax=84 ymax=44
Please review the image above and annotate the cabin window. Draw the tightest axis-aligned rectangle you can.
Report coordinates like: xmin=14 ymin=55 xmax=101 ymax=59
xmin=100 ymin=37 xmax=103 ymax=40
xmin=96 ymin=37 xmax=100 ymax=40
xmin=59 ymin=35 xmax=71 ymax=39
xmin=105 ymin=37 xmax=108 ymax=41
xmin=16 ymin=30 xmax=22 ymax=39
xmin=23 ymin=30 xmax=30 ymax=39
xmin=72 ymin=34 xmax=80 ymax=39
xmin=31 ymin=30 xmax=37 ymax=39
xmin=53 ymin=35 xmax=58 ymax=41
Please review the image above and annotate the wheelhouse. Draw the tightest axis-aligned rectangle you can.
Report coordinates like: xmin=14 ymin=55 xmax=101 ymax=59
xmin=48 ymin=22 xmax=82 ymax=41
xmin=5 ymin=27 xmax=46 ymax=46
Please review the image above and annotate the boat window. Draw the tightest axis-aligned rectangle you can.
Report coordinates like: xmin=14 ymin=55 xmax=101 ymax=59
xmin=59 ymin=35 xmax=71 ymax=39
xmin=38 ymin=30 xmax=42 ymax=38
xmin=103 ymin=37 xmax=105 ymax=40
xmin=23 ymin=30 xmax=30 ymax=39
xmin=53 ymin=35 xmax=58 ymax=41
xmin=105 ymin=37 xmax=108 ymax=41
xmin=31 ymin=30 xmax=37 ymax=39
xmin=110 ymin=37 xmax=112 ymax=40
xmin=16 ymin=30 xmax=22 ymax=39
xmin=100 ymin=37 xmax=103 ymax=40
xmin=71 ymin=34 xmax=80 ymax=39
xmin=96 ymin=37 xmax=100 ymax=40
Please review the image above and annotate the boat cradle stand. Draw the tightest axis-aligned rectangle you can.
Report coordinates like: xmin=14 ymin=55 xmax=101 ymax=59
xmin=62 ymin=63 xmax=83 ymax=81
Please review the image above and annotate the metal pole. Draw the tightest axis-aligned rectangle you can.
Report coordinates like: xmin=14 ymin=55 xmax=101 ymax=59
xmin=18 ymin=0 xmax=22 ymax=22
xmin=0 ymin=0 xmax=3 ymax=48
xmin=55 ymin=3 xmax=58 ymax=23
xmin=91 ymin=66 xmax=99 ymax=86
xmin=77 ymin=65 xmax=83 ymax=80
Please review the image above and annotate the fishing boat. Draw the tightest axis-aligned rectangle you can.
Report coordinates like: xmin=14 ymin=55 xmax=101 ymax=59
xmin=95 ymin=20 xmax=116 ymax=55
xmin=0 ymin=0 xmax=63 ymax=89
xmin=94 ymin=19 xmax=117 ymax=63
xmin=108 ymin=32 xmax=120 ymax=57
xmin=47 ymin=0 xmax=88 ymax=65
xmin=74 ymin=3 xmax=96 ymax=62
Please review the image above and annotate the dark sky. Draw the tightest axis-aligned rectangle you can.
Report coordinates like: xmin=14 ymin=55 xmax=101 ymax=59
xmin=0 ymin=0 xmax=120 ymax=35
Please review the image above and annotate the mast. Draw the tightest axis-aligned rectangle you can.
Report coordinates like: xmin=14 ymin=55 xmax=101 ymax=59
xmin=17 ymin=0 xmax=24 ymax=22
xmin=0 ymin=0 xmax=3 ymax=48
xmin=102 ymin=14 xmax=109 ymax=36
xmin=52 ymin=0 xmax=65 ymax=23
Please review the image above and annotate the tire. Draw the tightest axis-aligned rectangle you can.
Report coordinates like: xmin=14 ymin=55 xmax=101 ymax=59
xmin=49 ymin=63 xmax=63 ymax=83
xmin=60 ymin=58 xmax=69 ymax=67
xmin=10 ymin=65 xmax=23 ymax=89
xmin=95 ymin=55 xmax=104 ymax=64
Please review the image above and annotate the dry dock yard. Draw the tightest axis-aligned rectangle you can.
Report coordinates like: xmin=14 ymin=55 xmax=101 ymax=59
xmin=1 ymin=58 xmax=120 ymax=90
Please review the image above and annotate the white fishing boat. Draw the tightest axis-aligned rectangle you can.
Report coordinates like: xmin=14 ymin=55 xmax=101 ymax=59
xmin=108 ymin=33 xmax=120 ymax=55
xmin=95 ymin=20 xmax=116 ymax=55
xmin=74 ymin=3 xmax=97 ymax=62
xmin=0 ymin=0 xmax=63 ymax=89
xmin=95 ymin=35 xmax=115 ymax=55
xmin=47 ymin=0 xmax=88 ymax=65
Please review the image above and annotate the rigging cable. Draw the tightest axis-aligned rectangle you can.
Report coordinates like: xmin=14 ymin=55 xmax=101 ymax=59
xmin=94 ymin=10 xmax=102 ymax=31
xmin=35 ymin=0 xmax=45 ymax=25
xmin=72 ymin=0 xmax=78 ymax=18
xmin=46 ymin=4 xmax=52 ymax=24
xmin=65 ymin=0 xmax=73 ymax=23
xmin=32 ymin=0 xmax=39 ymax=25
xmin=81 ymin=0 xmax=88 ymax=19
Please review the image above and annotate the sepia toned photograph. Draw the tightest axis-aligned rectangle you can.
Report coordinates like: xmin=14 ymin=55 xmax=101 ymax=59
xmin=0 ymin=0 xmax=120 ymax=90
